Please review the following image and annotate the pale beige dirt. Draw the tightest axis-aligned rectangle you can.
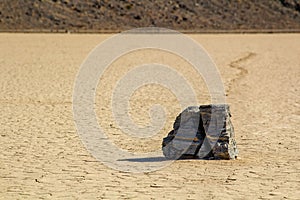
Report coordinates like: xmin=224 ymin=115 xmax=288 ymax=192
xmin=0 ymin=33 xmax=299 ymax=199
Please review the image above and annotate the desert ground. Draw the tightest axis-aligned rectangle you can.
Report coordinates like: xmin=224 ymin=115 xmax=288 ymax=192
xmin=0 ymin=33 xmax=299 ymax=199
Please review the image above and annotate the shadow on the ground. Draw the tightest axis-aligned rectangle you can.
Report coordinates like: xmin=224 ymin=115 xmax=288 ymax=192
xmin=118 ymin=157 xmax=168 ymax=163
xmin=118 ymin=156 xmax=207 ymax=162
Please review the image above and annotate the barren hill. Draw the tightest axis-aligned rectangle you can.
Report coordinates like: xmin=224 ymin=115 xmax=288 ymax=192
xmin=1 ymin=0 xmax=300 ymax=32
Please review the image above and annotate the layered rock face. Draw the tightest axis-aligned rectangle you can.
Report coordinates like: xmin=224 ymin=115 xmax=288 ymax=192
xmin=162 ymin=104 xmax=238 ymax=160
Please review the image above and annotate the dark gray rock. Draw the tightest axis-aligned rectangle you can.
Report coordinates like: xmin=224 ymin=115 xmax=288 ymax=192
xmin=162 ymin=104 xmax=238 ymax=160
xmin=162 ymin=106 xmax=203 ymax=159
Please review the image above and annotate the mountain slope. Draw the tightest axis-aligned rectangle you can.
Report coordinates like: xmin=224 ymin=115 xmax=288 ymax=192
xmin=1 ymin=0 xmax=300 ymax=32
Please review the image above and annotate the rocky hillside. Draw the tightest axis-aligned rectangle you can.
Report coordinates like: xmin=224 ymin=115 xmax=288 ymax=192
xmin=1 ymin=0 xmax=300 ymax=32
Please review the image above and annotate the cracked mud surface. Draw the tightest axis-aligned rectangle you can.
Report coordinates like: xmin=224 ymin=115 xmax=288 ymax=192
xmin=0 ymin=34 xmax=299 ymax=199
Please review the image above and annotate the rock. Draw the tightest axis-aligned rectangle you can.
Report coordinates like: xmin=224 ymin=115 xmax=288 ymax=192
xmin=162 ymin=104 xmax=238 ymax=160
xmin=162 ymin=106 xmax=204 ymax=159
